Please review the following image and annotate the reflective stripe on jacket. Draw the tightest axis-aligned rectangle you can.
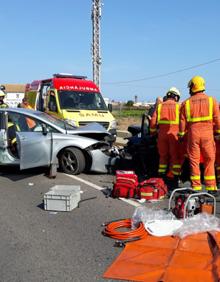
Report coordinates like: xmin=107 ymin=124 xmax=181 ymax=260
xmin=186 ymin=96 xmax=213 ymax=122
xmin=179 ymin=93 xmax=220 ymax=135
xmin=150 ymin=99 xmax=179 ymax=133
xmin=157 ymin=103 xmax=179 ymax=124
xmin=0 ymin=103 xmax=9 ymax=108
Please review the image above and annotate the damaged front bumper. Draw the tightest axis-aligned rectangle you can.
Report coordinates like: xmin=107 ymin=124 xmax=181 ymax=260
xmin=89 ymin=148 xmax=119 ymax=173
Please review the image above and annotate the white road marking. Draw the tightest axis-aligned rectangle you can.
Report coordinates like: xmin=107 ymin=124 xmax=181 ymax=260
xmin=65 ymin=174 xmax=141 ymax=208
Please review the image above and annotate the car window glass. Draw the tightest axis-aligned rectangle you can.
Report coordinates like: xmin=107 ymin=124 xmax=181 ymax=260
xmin=8 ymin=112 xmax=59 ymax=133
xmin=23 ymin=116 xmax=59 ymax=133
xmin=58 ymin=91 xmax=108 ymax=110
xmin=8 ymin=112 xmax=28 ymax=132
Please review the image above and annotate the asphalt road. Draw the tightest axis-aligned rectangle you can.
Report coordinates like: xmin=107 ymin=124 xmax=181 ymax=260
xmin=1 ymin=167 xmax=220 ymax=282
xmin=0 ymin=167 xmax=137 ymax=282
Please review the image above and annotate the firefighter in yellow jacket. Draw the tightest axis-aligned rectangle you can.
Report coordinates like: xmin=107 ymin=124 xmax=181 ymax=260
xmin=179 ymin=76 xmax=220 ymax=192
xmin=150 ymin=87 xmax=181 ymax=184
xmin=0 ymin=90 xmax=9 ymax=108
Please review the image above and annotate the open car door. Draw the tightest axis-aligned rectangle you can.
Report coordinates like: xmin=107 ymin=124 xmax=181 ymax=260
xmin=16 ymin=131 xmax=52 ymax=170
xmin=0 ymin=111 xmax=7 ymax=149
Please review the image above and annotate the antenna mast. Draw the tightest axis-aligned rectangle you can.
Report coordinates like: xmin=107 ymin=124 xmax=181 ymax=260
xmin=91 ymin=0 xmax=102 ymax=88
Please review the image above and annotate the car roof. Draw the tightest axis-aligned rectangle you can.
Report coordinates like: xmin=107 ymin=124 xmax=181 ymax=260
xmin=0 ymin=107 xmax=110 ymax=136
xmin=0 ymin=108 xmax=63 ymax=130
xmin=0 ymin=107 xmax=43 ymax=116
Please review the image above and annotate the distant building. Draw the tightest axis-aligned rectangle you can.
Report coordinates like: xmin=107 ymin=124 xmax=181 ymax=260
xmin=133 ymin=102 xmax=143 ymax=107
xmin=1 ymin=84 xmax=26 ymax=107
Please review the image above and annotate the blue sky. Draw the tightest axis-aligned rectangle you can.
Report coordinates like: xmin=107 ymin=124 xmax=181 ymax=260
xmin=0 ymin=0 xmax=220 ymax=102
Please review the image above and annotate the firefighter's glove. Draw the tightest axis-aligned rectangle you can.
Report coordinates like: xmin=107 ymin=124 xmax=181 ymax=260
xmin=147 ymin=114 xmax=152 ymax=121
xmin=215 ymin=134 xmax=220 ymax=141
xmin=150 ymin=132 xmax=157 ymax=139
xmin=178 ymin=134 xmax=184 ymax=143
xmin=150 ymin=134 xmax=157 ymax=142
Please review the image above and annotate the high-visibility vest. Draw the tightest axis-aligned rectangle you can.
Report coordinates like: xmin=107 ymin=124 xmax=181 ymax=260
xmin=0 ymin=103 xmax=9 ymax=108
xmin=21 ymin=103 xmax=32 ymax=110
xmin=185 ymin=97 xmax=213 ymax=122
xmin=157 ymin=103 xmax=179 ymax=125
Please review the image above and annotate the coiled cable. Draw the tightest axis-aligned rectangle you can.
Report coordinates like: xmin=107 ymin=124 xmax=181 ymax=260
xmin=102 ymin=218 xmax=147 ymax=241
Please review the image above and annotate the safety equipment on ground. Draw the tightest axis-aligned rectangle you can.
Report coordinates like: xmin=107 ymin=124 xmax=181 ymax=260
xmin=188 ymin=75 xmax=205 ymax=93
xmin=111 ymin=171 xmax=168 ymax=201
xmin=144 ymin=219 xmax=183 ymax=237
xmin=111 ymin=170 xmax=138 ymax=198
xmin=138 ymin=178 xmax=167 ymax=200
xmin=169 ymin=188 xmax=216 ymax=219
xmin=102 ymin=218 xmax=147 ymax=241
xmin=166 ymin=87 xmax=181 ymax=98
xmin=0 ymin=90 xmax=5 ymax=97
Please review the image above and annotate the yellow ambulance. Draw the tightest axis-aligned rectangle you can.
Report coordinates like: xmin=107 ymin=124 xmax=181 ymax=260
xmin=26 ymin=73 xmax=116 ymax=135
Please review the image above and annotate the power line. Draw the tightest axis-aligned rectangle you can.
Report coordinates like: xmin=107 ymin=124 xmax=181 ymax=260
xmin=103 ymin=58 xmax=220 ymax=85
xmin=103 ymin=84 xmax=220 ymax=92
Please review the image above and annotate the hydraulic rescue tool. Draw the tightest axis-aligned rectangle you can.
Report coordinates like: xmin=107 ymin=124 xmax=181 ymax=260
xmin=168 ymin=188 xmax=216 ymax=219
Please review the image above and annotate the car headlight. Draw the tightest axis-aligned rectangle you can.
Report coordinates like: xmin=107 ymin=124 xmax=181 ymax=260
xmin=109 ymin=120 xmax=117 ymax=129
xmin=65 ymin=119 xmax=77 ymax=127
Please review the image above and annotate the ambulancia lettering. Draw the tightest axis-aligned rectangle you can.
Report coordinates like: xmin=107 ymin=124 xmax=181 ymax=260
xmin=59 ymin=85 xmax=98 ymax=92
xmin=79 ymin=113 xmax=105 ymax=117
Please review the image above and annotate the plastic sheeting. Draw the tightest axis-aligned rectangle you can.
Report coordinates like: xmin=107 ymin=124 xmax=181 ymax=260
xmin=132 ymin=206 xmax=220 ymax=238
xmin=132 ymin=206 xmax=175 ymax=229
xmin=174 ymin=213 xmax=220 ymax=238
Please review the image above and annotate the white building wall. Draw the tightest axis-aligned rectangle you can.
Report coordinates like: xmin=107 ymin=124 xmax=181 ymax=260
xmin=5 ymin=92 xmax=25 ymax=108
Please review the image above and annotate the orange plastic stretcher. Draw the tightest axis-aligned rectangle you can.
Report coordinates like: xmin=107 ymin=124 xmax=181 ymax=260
xmin=103 ymin=232 xmax=220 ymax=282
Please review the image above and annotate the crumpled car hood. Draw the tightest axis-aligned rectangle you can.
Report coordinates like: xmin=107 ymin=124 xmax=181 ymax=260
xmin=66 ymin=122 xmax=111 ymax=141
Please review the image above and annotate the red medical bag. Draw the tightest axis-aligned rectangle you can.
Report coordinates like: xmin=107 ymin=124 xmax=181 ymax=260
xmin=138 ymin=178 xmax=167 ymax=200
xmin=112 ymin=171 xmax=138 ymax=198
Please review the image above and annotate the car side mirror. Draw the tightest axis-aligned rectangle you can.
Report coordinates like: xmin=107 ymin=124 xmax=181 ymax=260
xmin=141 ymin=114 xmax=149 ymax=138
xmin=108 ymin=103 xmax=112 ymax=112
xmin=42 ymin=124 xmax=48 ymax=135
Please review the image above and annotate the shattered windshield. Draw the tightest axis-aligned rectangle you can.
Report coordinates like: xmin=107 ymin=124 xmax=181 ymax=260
xmin=58 ymin=91 xmax=108 ymax=111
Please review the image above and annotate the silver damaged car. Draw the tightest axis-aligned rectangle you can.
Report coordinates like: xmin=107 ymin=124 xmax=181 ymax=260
xmin=0 ymin=108 xmax=117 ymax=175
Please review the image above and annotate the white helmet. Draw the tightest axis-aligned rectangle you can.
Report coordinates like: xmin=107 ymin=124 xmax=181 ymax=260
xmin=0 ymin=90 xmax=5 ymax=97
xmin=166 ymin=87 xmax=181 ymax=98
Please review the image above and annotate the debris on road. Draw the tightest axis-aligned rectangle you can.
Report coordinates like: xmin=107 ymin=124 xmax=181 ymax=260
xmin=103 ymin=204 xmax=220 ymax=281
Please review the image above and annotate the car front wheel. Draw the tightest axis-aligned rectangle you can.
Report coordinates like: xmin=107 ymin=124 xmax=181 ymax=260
xmin=59 ymin=147 xmax=85 ymax=175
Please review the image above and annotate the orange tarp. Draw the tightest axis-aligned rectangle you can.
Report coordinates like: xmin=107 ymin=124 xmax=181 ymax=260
xmin=103 ymin=232 xmax=220 ymax=282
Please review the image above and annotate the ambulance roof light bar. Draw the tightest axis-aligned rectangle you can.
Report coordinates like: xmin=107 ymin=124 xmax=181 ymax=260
xmin=53 ymin=73 xmax=87 ymax=79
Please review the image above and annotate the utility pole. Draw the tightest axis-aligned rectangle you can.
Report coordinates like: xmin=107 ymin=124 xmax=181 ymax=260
xmin=91 ymin=0 xmax=102 ymax=88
